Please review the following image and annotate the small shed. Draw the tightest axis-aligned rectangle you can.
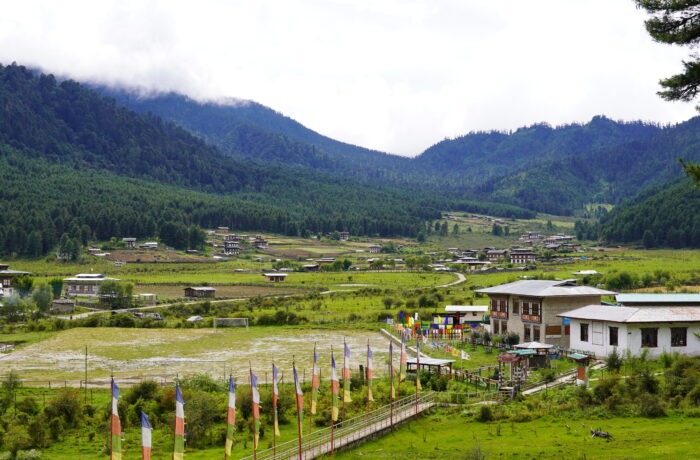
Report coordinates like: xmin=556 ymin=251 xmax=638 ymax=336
xmin=264 ymin=273 xmax=288 ymax=282
xmin=406 ymin=357 xmax=455 ymax=378
xmin=514 ymin=341 xmax=554 ymax=369
xmin=184 ymin=287 xmax=216 ymax=298
xmin=50 ymin=299 xmax=75 ymax=314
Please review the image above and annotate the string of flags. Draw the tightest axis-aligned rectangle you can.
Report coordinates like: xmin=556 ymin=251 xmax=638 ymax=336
xmin=108 ymin=339 xmax=423 ymax=459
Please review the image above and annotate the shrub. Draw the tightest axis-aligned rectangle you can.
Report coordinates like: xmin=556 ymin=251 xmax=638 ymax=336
xmin=476 ymin=405 xmax=494 ymax=422
xmin=606 ymin=348 xmax=622 ymax=373
xmin=638 ymin=394 xmax=666 ymax=418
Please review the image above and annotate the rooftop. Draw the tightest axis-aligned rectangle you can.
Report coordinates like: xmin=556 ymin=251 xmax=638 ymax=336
xmin=616 ymin=293 xmax=700 ymax=305
xmin=476 ymin=279 xmax=616 ymax=297
xmin=559 ymin=304 xmax=700 ymax=323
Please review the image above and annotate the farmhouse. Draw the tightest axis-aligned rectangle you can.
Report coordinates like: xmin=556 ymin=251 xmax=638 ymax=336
xmin=184 ymin=287 xmax=216 ymax=298
xmin=64 ymin=273 xmax=119 ymax=297
xmin=368 ymin=244 xmax=381 ymax=254
xmin=339 ymin=231 xmax=349 ymax=241
xmin=486 ymin=249 xmax=508 ymax=262
xmin=264 ymin=273 xmax=288 ymax=282
xmin=476 ymin=279 xmax=616 ymax=347
xmin=122 ymin=237 xmax=136 ymax=248
xmin=510 ymin=249 xmax=537 ymax=265
xmin=223 ymin=240 xmax=240 ymax=256
xmin=0 ymin=264 xmax=31 ymax=298
xmin=559 ymin=304 xmax=700 ymax=358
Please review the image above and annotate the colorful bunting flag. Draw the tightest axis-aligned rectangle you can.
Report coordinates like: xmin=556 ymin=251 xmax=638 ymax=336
xmin=225 ymin=376 xmax=236 ymax=457
xmin=399 ymin=333 xmax=407 ymax=382
xmin=416 ymin=339 xmax=422 ymax=391
xmin=251 ymin=371 xmax=261 ymax=451
xmin=140 ymin=411 xmax=152 ymax=460
xmin=273 ymin=364 xmax=281 ymax=436
xmin=367 ymin=344 xmax=374 ymax=402
xmin=389 ymin=342 xmax=395 ymax=399
xmin=110 ymin=379 xmax=122 ymax=460
xmin=331 ymin=352 xmax=339 ymax=422
xmin=173 ymin=384 xmax=185 ymax=460
xmin=293 ymin=364 xmax=304 ymax=425
xmin=311 ymin=346 xmax=320 ymax=415
xmin=343 ymin=343 xmax=352 ymax=403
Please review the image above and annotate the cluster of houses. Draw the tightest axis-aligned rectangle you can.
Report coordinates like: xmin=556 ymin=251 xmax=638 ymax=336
xmin=468 ymin=279 xmax=700 ymax=359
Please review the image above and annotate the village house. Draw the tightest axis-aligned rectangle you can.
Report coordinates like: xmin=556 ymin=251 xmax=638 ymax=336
xmin=339 ymin=231 xmax=349 ymax=241
xmin=216 ymin=226 xmax=230 ymax=235
xmin=559 ymin=304 xmax=700 ymax=358
xmin=486 ymin=249 xmax=508 ymax=262
xmin=443 ymin=305 xmax=489 ymax=325
xmin=64 ymin=273 xmax=120 ymax=297
xmin=139 ymin=242 xmax=158 ymax=250
xmin=223 ymin=240 xmax=240 ymax=256
xmin=368 ymin=244 xmax=381 ymax=254
xmin=510 ymin=249 xmax=537 ymax=265
xmin=476 ymin=279 xmax=616 ymax=347
xmin=122 ymin=237 xmax=136 ymax=249
xmin=0 ymin=264 xmax=31 ymax=298
xmin=184 ymin=287 xmax=216 ymax=298
xmin=252 ymin=236 xmax=268 ymax=250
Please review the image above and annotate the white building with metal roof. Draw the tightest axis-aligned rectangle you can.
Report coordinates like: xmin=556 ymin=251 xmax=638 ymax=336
xmin=616 ymin=293 xmax=700 ymax=307
xmin=559 ymin=305 xmax=700 ymax=358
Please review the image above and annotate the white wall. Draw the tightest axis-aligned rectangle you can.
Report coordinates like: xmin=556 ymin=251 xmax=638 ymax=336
xmin=569 ymin=320 xmax=700 ymax=358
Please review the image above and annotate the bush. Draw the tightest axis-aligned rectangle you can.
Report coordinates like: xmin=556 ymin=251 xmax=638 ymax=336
xmin=476 ymin=405 xmax=494 ymax=422
xmin=638 ymin=393 xmax=666 ymax=418
xmin=606 ymin=348 xmax=622 ymax=373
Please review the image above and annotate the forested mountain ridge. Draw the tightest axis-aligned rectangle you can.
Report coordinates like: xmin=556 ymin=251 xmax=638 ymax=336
xmin=97 ymin=89 xmax=413 ymax=180
xmin=599 ymin=178 xmax=700 ymax=248
xmin=0 ymin=63 xmax=536 ymax=257
xmin=96 ymin=88 xmax=700 ymax=216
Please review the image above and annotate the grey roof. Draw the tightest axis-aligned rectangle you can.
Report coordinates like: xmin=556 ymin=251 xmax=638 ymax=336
xmin=406 ymin=357 xmax=454 ymax=366
xmin=515 ymin=341 xmax=554 ymax=349
xmin=558 ymin=304 xmax=700 ymax=323
xmin=616 ymin=293 xmax=700 ymax=305
xmin=445 ymin=305 xmax=489 ymax=313
xmin=475 ymin=279 xmax=616 ymax=297
xmin=0 ymin=269 xmax=30 ymax=275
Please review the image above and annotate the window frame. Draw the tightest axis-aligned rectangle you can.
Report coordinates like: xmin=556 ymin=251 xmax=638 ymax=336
xmin=641 ymin=327 xmax=658 ymax=348
xmin=580 ymin=323 xmax=589 ymax=342
xmin=609 ymin=326 xmax=618 ymax=347
xmin=671 ymin=327 xmax=687 ymax=347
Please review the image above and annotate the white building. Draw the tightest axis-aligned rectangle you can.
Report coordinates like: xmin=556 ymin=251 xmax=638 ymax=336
xmin=64 ymin=273 xmax=120 ymax=297
xmin=559 ymin=305 xmax=700 ymax=358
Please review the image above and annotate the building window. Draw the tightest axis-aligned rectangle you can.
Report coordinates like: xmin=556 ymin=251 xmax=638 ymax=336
xmin=493 ymin=320 xmax=499 ymax=335
xmin=580 ymin=323 xmax=589 ymax=342
xmin=671 ymin=327 xmax=687 ymax=347
xmin=512 ymin=301 xmax=520 ymax=315
xmin=533 ymin=326 xmax=541 ymax=342
xmin=524 ymin=326 xmax=531 ymax=342
xmin=641 ymin=328 xmax=658 ymax=348
xmin=501 ymin=321 xmax=507 ymax=333
xmin=609 ymin=327 xmax=618 ymax=347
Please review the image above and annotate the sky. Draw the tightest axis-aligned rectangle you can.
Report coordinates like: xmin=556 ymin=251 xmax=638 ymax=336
xmin=0 ymin=0 xmax=697 ymax=157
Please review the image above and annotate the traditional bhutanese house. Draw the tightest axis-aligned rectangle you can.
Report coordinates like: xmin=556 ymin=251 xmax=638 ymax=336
xmin=0 ymin=264 xmax=31 ymax=298
xmin=510 ymin=249 xmax=537 ymax=265
xmin=264 ymin=273 xmax=288 ymax=282
xmin=50 ymin=299 xmax=75 ymax=314
xmin=368 ymin=244 xmax=381 ymax=254
xmin=216 ymin=226 xmax=230 ymax=234
xmin=339 ymin=231 xmax=350 ymax=241
xmin=184 ymin=287 xmax=216 ymax=298
xmin=223 ymin=240 xmax=240 ymax=255
xmin=64 ymin=273 xmax=120 ymax=297
xmin=559 ymin=304 xmax=700 ymax=359
xmin=486 ymin=249 xmax=508 ymax=262
xmin=303 ymin=264 xmax=319 ymax=272
xmin=134 ymin=293 xmax=158 ymax=306
xmin=476 ymin=280 xmax=616 ymax=347
xmin=616 ymin=293 xmax=700 ymax=307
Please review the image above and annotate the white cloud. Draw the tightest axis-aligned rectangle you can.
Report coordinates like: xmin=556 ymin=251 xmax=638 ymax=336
xmin=0 ymin=0 xmax=696 ymax=156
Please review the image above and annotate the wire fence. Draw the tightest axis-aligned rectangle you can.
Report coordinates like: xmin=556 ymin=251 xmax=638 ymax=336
xmin=242 ymin=392 xmax=438 ymax=460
